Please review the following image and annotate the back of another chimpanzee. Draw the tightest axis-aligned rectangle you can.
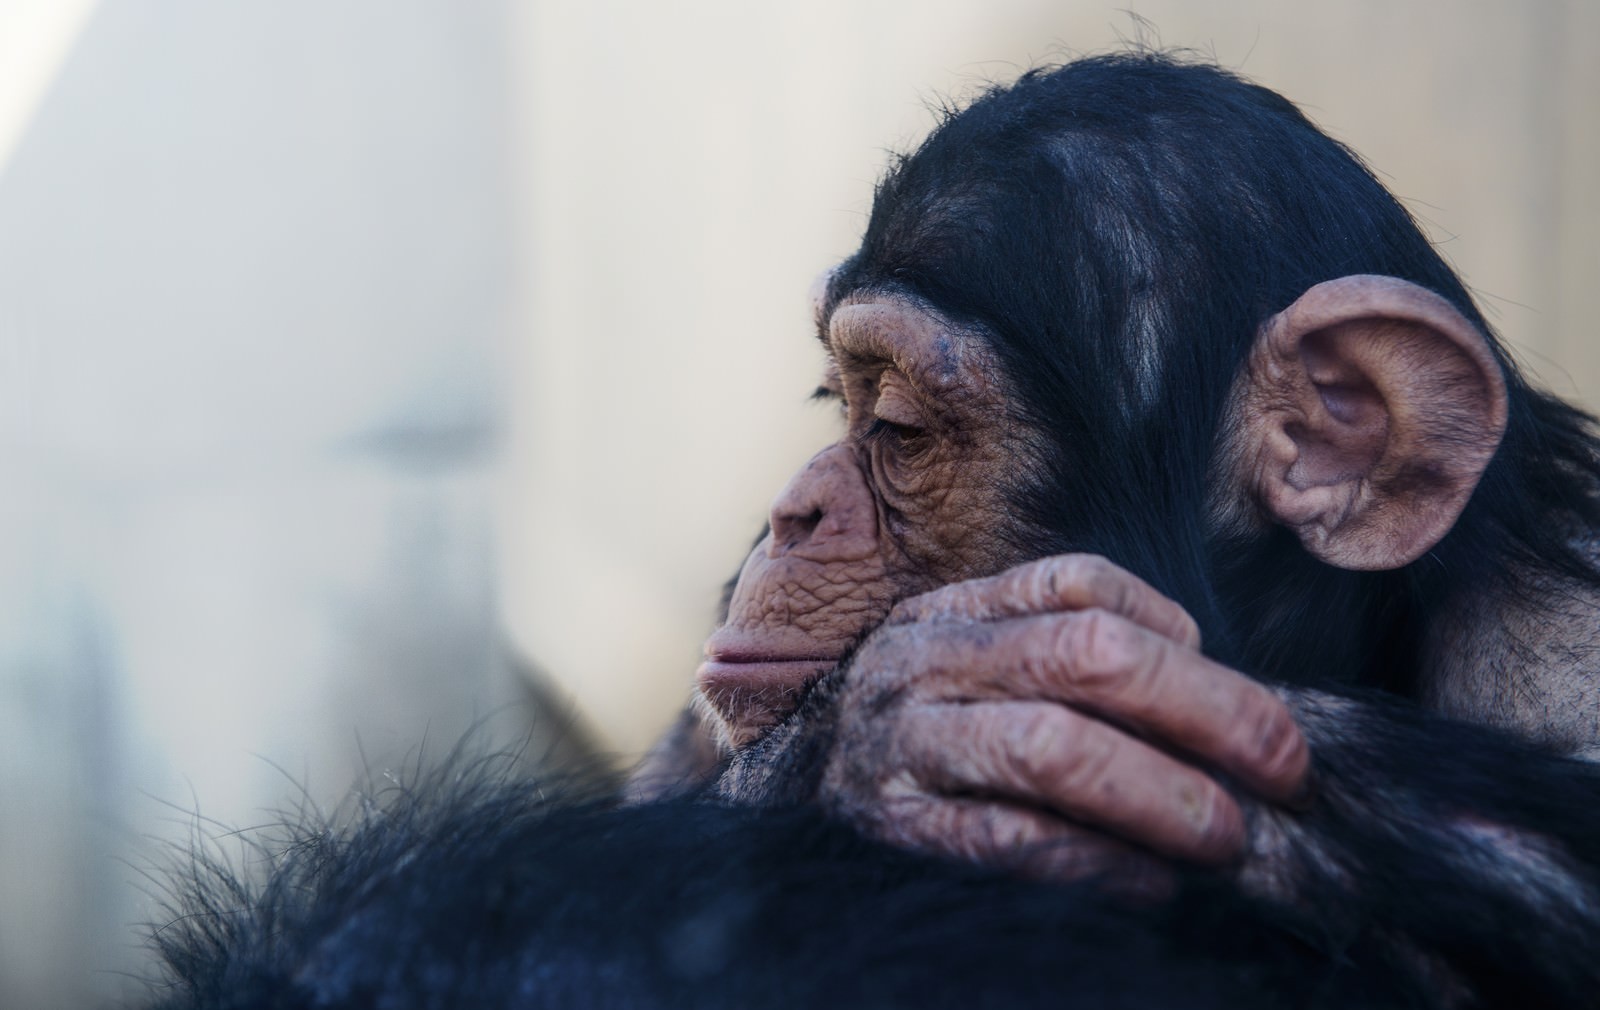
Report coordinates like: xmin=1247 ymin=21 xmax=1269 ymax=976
xmin=137 ymin=768 xmax=1434 ymax=1010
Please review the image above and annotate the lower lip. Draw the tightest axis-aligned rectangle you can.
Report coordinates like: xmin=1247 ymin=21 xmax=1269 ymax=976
xmin=696 ymin=658 xmax=838 ymax=689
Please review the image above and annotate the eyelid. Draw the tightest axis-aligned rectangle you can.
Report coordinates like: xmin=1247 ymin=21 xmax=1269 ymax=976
xmin=872 ymin=397 xmax=924 ymax=429
xmin=864 ymin=418 xmax=916 ymax=444
xmin=872 ymin=372 xmax=927 ymax=428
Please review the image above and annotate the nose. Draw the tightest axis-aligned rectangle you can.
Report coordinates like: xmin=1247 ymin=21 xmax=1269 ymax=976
xmin=767 ymin=444 xmax=877 ymax=562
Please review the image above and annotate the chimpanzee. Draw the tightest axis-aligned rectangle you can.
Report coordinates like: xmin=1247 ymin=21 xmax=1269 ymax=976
xmin=138 ymin=53 xmax=1600 ymax=1009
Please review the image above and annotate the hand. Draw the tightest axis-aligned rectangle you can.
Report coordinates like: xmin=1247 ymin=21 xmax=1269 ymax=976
xmin=818 ymin=554 xmax=1310 ymax=880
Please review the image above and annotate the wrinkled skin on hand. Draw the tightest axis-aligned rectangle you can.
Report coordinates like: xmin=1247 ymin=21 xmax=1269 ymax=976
xmin=718 ymin=554 xmax=1311 ymax=880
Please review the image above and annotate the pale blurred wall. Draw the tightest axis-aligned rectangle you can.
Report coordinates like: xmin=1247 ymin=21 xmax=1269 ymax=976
xmin=0 ymin=2 xmax=514 ymax=1005
xmin=505 ymin=0 xmax=1600 ymax=756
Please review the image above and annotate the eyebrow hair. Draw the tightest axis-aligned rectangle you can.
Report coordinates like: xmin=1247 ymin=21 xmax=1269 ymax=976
xmin=812 ymin=269 xmax=852 ymax=348
xmin=813 ymin=300 xmax=835 ymax=348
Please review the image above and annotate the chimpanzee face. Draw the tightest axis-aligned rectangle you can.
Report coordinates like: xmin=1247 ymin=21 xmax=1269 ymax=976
xmin=696 ymin=292 xmax=1037 ymax=746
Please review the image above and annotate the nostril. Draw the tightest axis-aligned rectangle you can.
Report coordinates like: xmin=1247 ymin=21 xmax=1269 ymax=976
xmin=791 ymin=508 xmax=824 ymax=548
xmin=773 ymin=506 xmax=826 ymax=552
xmin=766 ymin=444 xmax=871 ymax=559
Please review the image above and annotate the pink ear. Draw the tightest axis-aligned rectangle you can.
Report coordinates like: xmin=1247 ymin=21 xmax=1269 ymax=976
xmin=1233 ymin=276 xmax=1507 ymax=571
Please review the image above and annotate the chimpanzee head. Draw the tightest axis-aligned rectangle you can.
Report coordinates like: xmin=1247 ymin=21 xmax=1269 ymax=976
xmin=695 ymin=53 xmax=1599 ymax=748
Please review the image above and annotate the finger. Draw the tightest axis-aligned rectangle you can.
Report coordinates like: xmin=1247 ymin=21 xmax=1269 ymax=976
xmin=866 ymin=792 xmax=1172 ymax=890
xmin=916 ymin=611 xmax=1310 ymax=803
xmin=888 ymin=554 xmax=1201 ymax=649
xmin=899 ymin=701 xmax=1247 ymax=865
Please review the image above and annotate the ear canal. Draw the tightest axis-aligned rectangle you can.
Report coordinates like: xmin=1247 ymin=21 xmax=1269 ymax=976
xmin=1238 ymin=275 xmax=1509 ymax=571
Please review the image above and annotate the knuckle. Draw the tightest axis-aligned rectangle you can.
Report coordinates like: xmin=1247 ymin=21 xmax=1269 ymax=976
xmin=1088 ymin=562 xmax=1136 ymax=620
xmin=1071 ymin=553 xmax=1113 ymax=586
xmin=1014 ymin=711 xmax=1115 ymax=798
xmin=1017 ymin=554 xmax=1128 ymax=617
xmin=1054 ymin=554 xmax=1100 ymax=603
xmin=1054 ymin=727 xmax=1119 ymax=799
xmin=1058 ymin=609 xmax=1138 ymax=685
xmin=1019 ymin=558 xmax=1056 ymax=608
xmin=1008 ymin=705 xmax=1063 ymax=757
xmin=867 ymin=796 xmax=941 ymax=852
xmin=974 ymin=804 xmax=1037 ymax=853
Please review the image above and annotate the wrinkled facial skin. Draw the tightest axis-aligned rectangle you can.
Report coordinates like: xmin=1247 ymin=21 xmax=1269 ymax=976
xmin=696 ymin=293 xmax=1033 ymax=746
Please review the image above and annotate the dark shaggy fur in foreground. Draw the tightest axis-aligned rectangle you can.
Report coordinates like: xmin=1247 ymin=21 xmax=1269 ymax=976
xmin=137 ymin=756 xmax=1452 ymax=1010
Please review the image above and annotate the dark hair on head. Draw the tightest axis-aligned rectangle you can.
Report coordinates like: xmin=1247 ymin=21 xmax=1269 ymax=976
xmin=828 ymin=51 xmax=1600 ymax=690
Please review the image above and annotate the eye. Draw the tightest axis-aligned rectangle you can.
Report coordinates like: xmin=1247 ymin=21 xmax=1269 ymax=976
xmin=812 ymin=357 xmax=847 ymax=418
xmin=865 ymin=417 xmax=931 ymax=457
xmin=864 ymin=370 xmax=934 ymax=459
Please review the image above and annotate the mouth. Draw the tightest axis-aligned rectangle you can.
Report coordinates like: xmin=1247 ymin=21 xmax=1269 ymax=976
xmin=694 ymin=651 xmax=842 ymax=746
xmin=695 ymin=655 xmax=839 ymax=694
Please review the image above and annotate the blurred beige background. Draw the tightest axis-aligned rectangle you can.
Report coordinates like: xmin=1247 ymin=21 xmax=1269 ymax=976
xmin=0 ymin=1 xmax=1594 ymax=1006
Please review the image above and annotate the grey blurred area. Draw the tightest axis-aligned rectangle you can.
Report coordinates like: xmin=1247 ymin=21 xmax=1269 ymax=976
xmin=0 ymin=2 xmax=549 ymax=1005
